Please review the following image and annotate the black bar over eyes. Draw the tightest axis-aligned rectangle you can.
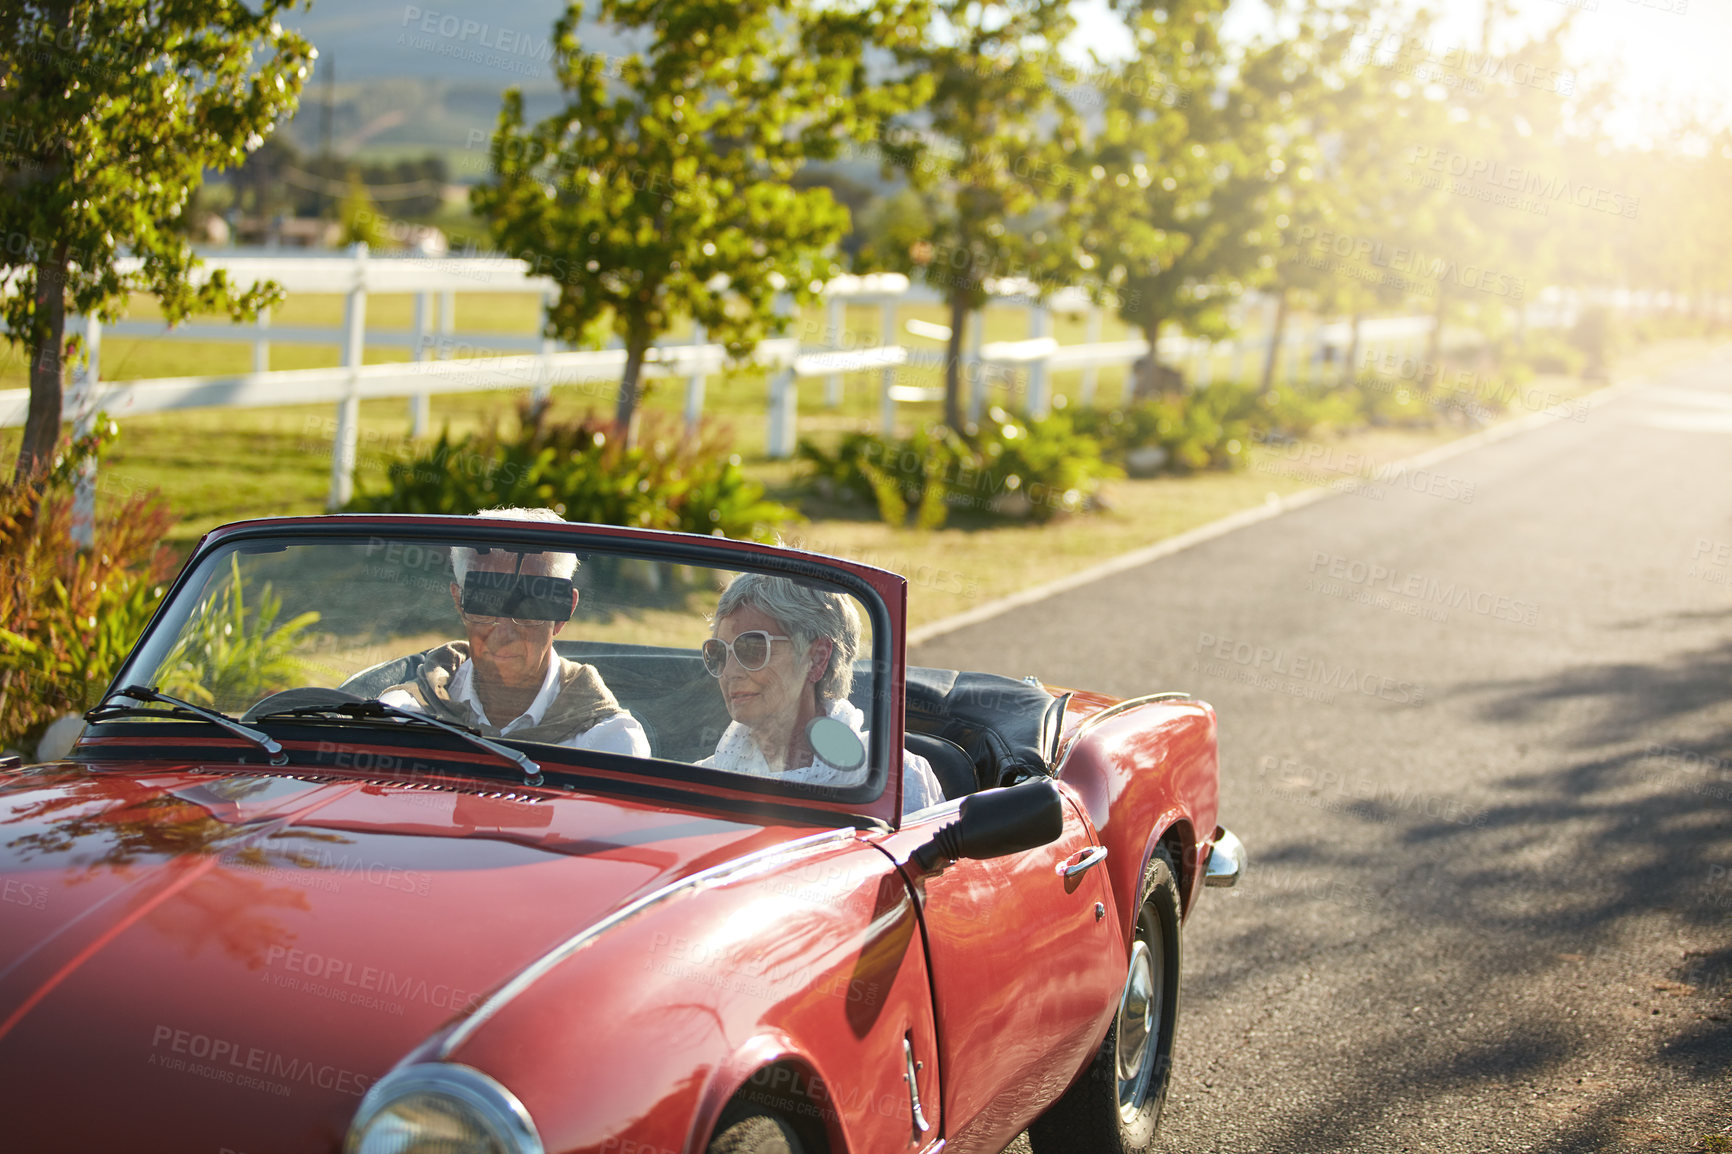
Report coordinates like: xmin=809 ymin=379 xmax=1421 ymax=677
xmin=461 ymin=570 xmax=575 ymax=622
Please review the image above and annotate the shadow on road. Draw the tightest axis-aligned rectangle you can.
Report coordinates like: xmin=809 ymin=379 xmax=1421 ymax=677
xmin=1159 ymin=636 xmax=1732 ymax=1153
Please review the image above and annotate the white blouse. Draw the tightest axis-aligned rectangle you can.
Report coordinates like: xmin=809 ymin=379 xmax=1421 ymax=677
xmin=699 ymin=699 xmax=946 ymax=815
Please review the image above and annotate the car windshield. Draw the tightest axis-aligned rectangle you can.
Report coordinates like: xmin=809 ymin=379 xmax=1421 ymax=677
xmin=106 ymin=527 xmax=888 ymax=805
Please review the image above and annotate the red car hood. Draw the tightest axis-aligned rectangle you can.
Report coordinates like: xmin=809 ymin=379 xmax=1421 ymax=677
xmin=0 ymin=762 xmax=805 ymax=1154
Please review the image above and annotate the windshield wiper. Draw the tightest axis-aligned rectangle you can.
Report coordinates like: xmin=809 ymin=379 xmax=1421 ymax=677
xmin=86 ymin=685 xmax=285 ymax=764
xmin=253 ymin=700 xmax=543 ymax=784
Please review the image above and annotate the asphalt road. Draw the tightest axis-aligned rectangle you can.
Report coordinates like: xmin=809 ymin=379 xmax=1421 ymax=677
xmin=913 ymin=348 xmax=1732 ymax=1154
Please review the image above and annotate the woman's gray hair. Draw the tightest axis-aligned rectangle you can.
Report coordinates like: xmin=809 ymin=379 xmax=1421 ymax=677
xmin=450 ymin=507 xmax=578 ymax=584
xmin=715 ymin=573 xmax=860 ymax=708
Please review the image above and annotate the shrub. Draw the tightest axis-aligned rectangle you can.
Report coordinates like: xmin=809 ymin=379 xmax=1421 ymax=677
xmin=346 ymin=401 xmax=800 ymax=541
xmin=156 ymin=554 xmax=321 ymax=710
xmin=797 ymin=425 xmax=966 ymax=529
xmin=796 ymin=412 xmax=1117 ymax=527
xmin=964 ymin=410 xmax=1119 ymax=520
xmin=0 ymin=424 xmax=178 ymax=754
xmin=1491 ymin=332 xmax=1586 ymax=378
xmin=1070 ymin=382 xmax=1263 ymax=474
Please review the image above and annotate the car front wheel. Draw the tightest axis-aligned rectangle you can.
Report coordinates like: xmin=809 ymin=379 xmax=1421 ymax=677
xmin=706 ymin=1111 xmax=805 ymax=1154
xmin=1027 ymin=847 xmax=1182 ymax=1154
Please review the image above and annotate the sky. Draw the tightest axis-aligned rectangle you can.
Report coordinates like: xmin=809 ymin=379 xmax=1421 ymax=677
xmin=1065 ymin=0 xmax=1732 ymax=145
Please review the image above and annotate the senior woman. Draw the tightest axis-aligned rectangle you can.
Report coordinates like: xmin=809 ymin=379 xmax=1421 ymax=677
xmin=698 ymin=573 xmax=944 ymax=814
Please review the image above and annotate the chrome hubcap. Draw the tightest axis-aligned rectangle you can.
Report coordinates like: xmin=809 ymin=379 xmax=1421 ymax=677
xmin=1115 ymin=935 xmax=1161 ymax=1121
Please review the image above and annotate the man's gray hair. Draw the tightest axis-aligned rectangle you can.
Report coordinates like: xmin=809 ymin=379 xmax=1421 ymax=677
xmin=715 ymin=573 xmax=860 ymax=708
xmin=450 ymin=507 xmax=578 ymax=584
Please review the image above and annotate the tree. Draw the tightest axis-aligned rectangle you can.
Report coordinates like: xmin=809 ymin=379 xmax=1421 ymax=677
xmin=1071 ymin=0 xmax=1284 ymax=398
xmin=1394 ymin=5 xmax=1579 ymax=373
xmin=473 ymin=0 xmax=929 ymax=448
xmin=0 ymin=1 xmax=314 ymax=486
xmin=1258 ymin=0 xmax=1433 ymax=390
xmin=862 ymin=0 xmax=1081 ymax=431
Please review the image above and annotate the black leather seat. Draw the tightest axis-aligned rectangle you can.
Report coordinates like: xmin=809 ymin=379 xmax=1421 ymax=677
xmin=905 ymin=732 xmax=977 ymax=801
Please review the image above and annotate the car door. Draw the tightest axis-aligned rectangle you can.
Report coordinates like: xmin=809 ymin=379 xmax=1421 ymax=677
xmin=871 ymin=784 xmax=1126 ymax=1154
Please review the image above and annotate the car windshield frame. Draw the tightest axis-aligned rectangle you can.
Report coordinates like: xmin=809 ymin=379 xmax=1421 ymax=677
xmin=98 ymin=516 xmax=908 ymax=824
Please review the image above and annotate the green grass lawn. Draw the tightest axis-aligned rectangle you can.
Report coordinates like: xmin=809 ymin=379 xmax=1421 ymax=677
xmin=1 ymin=293 xmax=1154 ymax=546
xmin=5 ymin=289 xmax=1707 ymax=628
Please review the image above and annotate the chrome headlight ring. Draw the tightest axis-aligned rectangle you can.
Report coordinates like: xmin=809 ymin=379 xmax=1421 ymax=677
xmin=346 ymin=1062 xmax=544 ymax=1154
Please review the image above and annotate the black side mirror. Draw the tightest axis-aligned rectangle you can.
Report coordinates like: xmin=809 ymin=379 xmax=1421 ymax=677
xmin=911 ymin=778 xmax=1064 ymax=874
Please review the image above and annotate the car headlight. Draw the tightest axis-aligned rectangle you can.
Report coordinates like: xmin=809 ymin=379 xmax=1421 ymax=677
xmin=347 ymin=1063 xmax=544 ymax=1154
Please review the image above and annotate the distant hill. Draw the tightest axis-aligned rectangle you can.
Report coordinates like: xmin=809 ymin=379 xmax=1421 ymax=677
xmin=275 ymin=1 xmax=636 ymax=164
xmin=282 ymin=1 xmax=631 ymax=80
xmin=270 ymin=0 xmax=916 ymax=198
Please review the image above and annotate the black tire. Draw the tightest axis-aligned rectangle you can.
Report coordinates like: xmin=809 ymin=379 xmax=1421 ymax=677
xmin=706 ymin=1112 xmax=805 ymax=1154
xmin=1027 ymin=847 xmax=1183 ymax=1154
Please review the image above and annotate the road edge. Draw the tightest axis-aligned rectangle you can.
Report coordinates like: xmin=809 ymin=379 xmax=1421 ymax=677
xmin=907 ymin=342 xmax=1732 ymax=649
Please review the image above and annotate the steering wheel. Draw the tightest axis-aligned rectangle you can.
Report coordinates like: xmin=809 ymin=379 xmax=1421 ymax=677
xmin=241 ymin=686 xmax=370 ymax=724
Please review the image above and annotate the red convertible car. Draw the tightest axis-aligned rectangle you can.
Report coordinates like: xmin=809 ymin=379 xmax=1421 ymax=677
xmin=0 ymin=515 xmax=1242 ymax=1154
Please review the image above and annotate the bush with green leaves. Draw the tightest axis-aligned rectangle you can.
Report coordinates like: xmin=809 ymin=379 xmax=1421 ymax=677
xmin=155 ymin=555 xmax=321 ymax=711
xmin=0 ymin=424 xmax=178 ymax=754
xmin=797 ymin=411 xmax=1118 ymax=527
xmin=1070 ymin=383 xmax=1263 ymax=474
xmin=1500 ymin=332 xmax=1587 ymax=378
xmin=964 ymin=410 xmax=1119 ymax=518
xmin=797 ymin=425 xmax=962 ymax=529
xmin=347 ymin=402 xmax=799 ymax=541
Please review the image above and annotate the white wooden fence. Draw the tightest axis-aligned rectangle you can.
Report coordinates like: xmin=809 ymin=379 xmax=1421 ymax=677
xmin=1 ymin=245 xmax=1511 ymax=520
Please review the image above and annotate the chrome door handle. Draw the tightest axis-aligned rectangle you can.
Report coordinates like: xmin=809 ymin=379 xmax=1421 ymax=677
xmin=1057 ymin=845 xmax=1108 ymax=880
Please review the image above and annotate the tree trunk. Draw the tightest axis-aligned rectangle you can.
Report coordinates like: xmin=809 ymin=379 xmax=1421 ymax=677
xmin=1341 ymin=311 xmax=1362 ymax=388
xmin=1141 ymin=319 xmax=1161 ymax=398
xmin=1421 ymin=285 xmax=1447 ymax=392
xmin=1259 ymin=289 xmax=1289 ymax=394
xmin=615 ymin=336 xmax=648 ymax=450
xmin=943 ymin=293 xmax=968 ymax=433
xmin=13 ymin=255 xmax=68 ymax=487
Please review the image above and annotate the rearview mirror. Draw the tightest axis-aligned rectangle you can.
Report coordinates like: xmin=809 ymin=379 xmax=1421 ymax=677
xmin=910 ymin=778 xmax=1063 ymax=874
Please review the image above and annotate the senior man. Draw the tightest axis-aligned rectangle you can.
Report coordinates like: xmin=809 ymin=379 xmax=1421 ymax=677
xmin=378 ymin=508 xmax=650 ymax=756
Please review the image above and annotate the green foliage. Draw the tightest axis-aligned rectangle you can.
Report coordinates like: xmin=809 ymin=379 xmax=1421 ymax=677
xmin=1495 ymin=333 xmax=1587 ymax=379
xmin=0 ymin=424 xmax=178 ymax=753
xmin=472 ymin=0 xmax=929 ymax=444
xmin=970 ymin=410 xmax=1118 ymax=518
xmin=347 ymin=402 xmax=799 ymax=542
xmin=1073 ymin=0 xmax=1287 ymax=366
xmin=796 ymin=411 xmax=1118 ymax=527
xmin=1071 ymin=385 xmax=1258 ymax=474
xmin=339 ymin=176 xmax=389 ymax=248
xmin=0 ymin=0 xmax=315 ymax=480
xmin=156 ymin=556 xmax=321 ymax=710
xmin=866 ymin=0 xmax=1081 ymax=428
